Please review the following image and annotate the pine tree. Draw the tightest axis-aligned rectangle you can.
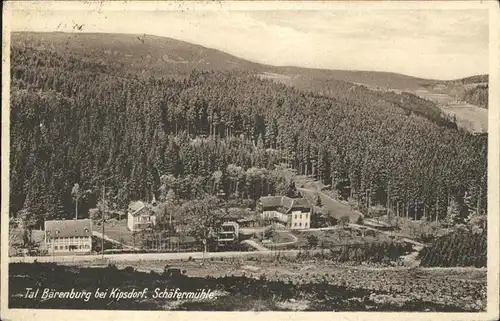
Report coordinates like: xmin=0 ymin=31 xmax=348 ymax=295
xmin=315 ymin=193 xmax=323 ymax=207
xmin=286 ymin=180 xmax=298 ymax=198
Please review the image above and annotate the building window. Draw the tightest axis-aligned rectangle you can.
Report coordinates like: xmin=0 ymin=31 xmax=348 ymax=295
xmin=65 ymin=246 xmax=68 ymax=250
xmin=299 ymin=222 xmax=302 ymax=227
xmin=305 ymin=223 xmax=308 ymax=228
xmin=294 ymin=223 xmax=297 ymax=227
xmin=300 ymin=214 xmax=302 ymax=219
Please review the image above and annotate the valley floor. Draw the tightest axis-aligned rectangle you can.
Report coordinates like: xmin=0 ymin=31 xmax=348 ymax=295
xmin=412 ymin=88 xmax=488 ymax=133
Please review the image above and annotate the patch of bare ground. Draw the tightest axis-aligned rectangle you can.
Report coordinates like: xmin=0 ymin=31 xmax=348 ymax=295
xmin=275 ymin=298 xmax=311 ymax=311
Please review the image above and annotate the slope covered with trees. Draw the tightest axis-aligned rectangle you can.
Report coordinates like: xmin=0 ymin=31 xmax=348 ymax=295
xmin=461 ymin=85 xmax=488 ymax=109
xmin=9 ymin=33 xmax=487 ymax=233
xmin=442 ymin=74 xmax=489 ymax=109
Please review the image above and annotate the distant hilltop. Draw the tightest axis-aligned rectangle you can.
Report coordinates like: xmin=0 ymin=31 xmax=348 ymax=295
xmin=11 ymin=31 xmax=485 ymax=89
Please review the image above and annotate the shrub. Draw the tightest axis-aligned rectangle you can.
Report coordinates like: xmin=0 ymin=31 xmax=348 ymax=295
xmin=418 ymin=233 xmax=435 ymax=243
xmin=122 ymin=266 xmax=135 ymax=273
xmin=307 ymin=235 xmax=319 ymax=248
xmin=340 ymin=216 xmax=350 ymax=225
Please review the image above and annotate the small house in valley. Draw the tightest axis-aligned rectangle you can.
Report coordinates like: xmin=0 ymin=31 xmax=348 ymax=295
xmin=127 ymin=200 xmax=157 ymax=231
xmin=259 ymin=196 xmax=312 ymax=229
xmin=44 ymin=219 xmax=92 ymax=254
xmin=217 ymin=221 xmax=239 ymax=246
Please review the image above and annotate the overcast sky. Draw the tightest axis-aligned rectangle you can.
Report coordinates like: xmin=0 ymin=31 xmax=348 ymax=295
xmin=9 ymin=4 xmax=489 ymax=80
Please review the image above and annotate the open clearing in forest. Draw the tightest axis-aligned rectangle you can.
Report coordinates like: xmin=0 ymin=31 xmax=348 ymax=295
xmin=411 ymin=88 xmax=487 ymax=133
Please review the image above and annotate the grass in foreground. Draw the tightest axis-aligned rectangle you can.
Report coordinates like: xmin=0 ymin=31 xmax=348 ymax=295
xmin=9 ymin=262 xmax=486 ymax=311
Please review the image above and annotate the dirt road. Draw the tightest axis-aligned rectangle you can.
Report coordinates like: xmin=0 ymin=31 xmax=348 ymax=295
xmin=241 ymin=239 xmax=269 ymax=251
xmin=9 ymin=248 xmax=303 ymax=264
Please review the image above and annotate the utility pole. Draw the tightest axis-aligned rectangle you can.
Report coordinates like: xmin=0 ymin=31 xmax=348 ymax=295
xmin=386 ymin=191 xmax=390 ymax=225
xmin=202 ymin=235 xmax=207 ymax=263
xmin=477 ymin=176 xmax=483 ymax=216
xmin=72 ymin=183 xmax=80 ymax=220
xmin=102 ymin=185 xmax=105 ymax=259
xmin=365 ymin=190 xmax=369 ymax=216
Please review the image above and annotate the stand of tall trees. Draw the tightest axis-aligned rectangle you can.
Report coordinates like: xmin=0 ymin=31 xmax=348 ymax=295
xmin=10 ymin=41 xmax=487 ymax=230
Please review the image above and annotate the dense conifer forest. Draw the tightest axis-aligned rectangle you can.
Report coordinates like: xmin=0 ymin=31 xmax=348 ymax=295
xmin=443 ymin=74 xmax=489 ymax=108
xmin=461 ymin=85 xmax=488 ymax=109
xmin=9 ymin=33 xmax=487 ymax=231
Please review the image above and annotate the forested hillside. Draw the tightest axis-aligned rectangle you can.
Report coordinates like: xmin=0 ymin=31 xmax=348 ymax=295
xmin=442 ymin=74 xmax=489 ymax=109
xmin=461 ymin=85 xmax=488 ymax=109
xmin=445 ymin=75 xmax=488 ymax=85
xmin=9 ymin=33 xmax=487 ymax=230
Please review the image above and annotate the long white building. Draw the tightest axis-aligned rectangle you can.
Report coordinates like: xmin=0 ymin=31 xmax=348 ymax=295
xmin=259 ymin=196 xmax=312 ymax=230
xmin=44 ymin=219 xmax=92 ymax=254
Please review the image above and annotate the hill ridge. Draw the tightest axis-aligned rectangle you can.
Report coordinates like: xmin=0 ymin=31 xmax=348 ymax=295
xmin=13 ymin=31 xmax=483 ymax=84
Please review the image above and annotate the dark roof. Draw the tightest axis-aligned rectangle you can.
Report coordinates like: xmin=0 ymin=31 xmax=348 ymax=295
xmin=128 ymin=201 xmax=146 ymax=215
xmin=260 ymin=196 xmax=282 ymax=208
xmin=260 ymin=196 xmax=311 ymax=213
xmin=44 ymin=219 xmax=92 ymax=238
xmin=290 ymin=198 xmax=310 ymax=209
xmin=281 ymin=196 xmax=294 ymax=209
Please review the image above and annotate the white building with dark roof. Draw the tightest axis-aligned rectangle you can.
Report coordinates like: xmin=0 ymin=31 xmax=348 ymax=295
xmin=44 ymin=219 xmax=92 ymax=254
xmin=217 ymin=221 xmax=239 ymax=246
xmin=259 ymin=196 xmax=312 ymax=230
xmin=127 ymin=200 xmax=157 ymax=231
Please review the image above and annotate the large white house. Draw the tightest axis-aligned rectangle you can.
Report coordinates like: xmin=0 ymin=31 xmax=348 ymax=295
xmin=44 ymin=219 xmax=93 ymax=254
xmin=127 ymin=200 xmax=157 ymax=232
xmin=259 ymin=196 xmax=312 ymax=230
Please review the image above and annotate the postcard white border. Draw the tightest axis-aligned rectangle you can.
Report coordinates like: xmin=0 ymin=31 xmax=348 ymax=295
xmin=2 ymin=1 xmax=499 ymax=321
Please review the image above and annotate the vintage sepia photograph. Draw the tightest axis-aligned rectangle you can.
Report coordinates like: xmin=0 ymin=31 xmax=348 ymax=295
xmin=1 ymin=1 xmax=499 ymax=320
